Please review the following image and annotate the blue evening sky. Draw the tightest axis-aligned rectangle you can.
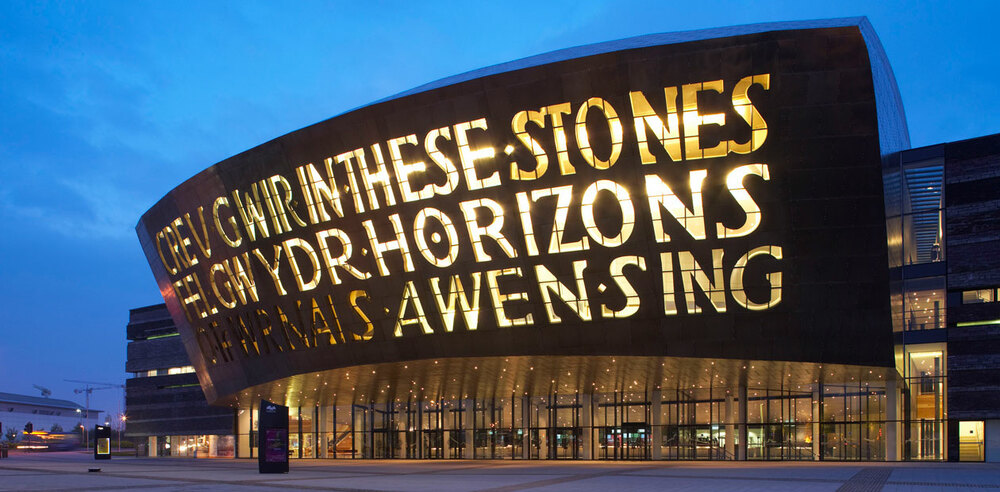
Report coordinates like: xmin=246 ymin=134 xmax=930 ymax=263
xmin=1 ymin=1 xmax=997 ymax=420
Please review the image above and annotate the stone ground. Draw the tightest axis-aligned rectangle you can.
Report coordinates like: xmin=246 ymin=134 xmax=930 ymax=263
xmin=0 ymin=451 xmax=998 ymax=491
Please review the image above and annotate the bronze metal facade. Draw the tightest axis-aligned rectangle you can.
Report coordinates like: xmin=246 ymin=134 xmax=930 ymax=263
xmin=136 ymin=19 xmax=942 ymax=461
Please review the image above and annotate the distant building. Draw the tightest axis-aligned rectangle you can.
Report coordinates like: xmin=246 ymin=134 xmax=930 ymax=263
xmin=125 ymin=304 xmax=235 ymax=457
xmin=0 ymin=392 xmax=101 ymax=440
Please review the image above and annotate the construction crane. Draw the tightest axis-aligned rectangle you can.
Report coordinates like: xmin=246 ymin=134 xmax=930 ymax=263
xmin=65 ymin=379 xmax=124 ymax=449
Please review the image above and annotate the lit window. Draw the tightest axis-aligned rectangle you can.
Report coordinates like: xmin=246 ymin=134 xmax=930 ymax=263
xmin=962 ymin=289 xmax=995 ymax=304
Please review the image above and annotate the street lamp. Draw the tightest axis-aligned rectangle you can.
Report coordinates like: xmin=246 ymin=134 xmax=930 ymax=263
xmin=119 ymin=415 xmax=127 ymax=452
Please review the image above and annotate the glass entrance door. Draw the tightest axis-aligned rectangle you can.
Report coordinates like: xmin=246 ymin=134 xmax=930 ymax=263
xmin=422 ymin=429 xmax=444 ymax=459
xmin=371 ymin=407 xmax=397 ymax=459
xmin=599 ymin=424 xmax=649 ymax=459
xmin=549 ymin=427 xmax=580 ymax=459
xmin=621 ymin=422 xmax=649 ymax=460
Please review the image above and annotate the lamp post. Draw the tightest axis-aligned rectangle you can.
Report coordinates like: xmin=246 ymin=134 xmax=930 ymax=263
xmin=119 ymin=415 xmax=126 ymax=452
xmin=75 ymin=409 xmax=85 ymax=449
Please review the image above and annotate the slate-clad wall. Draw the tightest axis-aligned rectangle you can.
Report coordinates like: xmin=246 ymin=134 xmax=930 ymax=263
xmin=125 ymin=304 xmax=233 ymax=438
xmin=945 ymin=133 xmax=1000 ymax=421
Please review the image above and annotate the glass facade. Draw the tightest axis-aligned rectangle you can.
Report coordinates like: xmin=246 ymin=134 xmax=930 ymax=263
xmin=900 ymin=161 xmax=945 ymax=266
xmin=149 ymin=435 xmax=235 ymax=458
xmin=902 ymin=344 xmax=946 ymax=460
xmin=885 ymin=147 xmax=951 ymax=462
xmin=234 ymin=382 xmax=895 ymax=461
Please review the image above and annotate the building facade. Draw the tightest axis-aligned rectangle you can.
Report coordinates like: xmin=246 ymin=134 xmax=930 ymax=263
xmin=0 ymin=392 xmax=101 ymax=443
xmin=133 ymin=18 xmax=999 ymax=461
xmin=125 ymin=304 xmax=235 ymax=457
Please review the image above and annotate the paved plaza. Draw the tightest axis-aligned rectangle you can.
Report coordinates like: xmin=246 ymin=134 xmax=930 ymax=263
xmin=1 ymin=451 xmax=998 ymax=491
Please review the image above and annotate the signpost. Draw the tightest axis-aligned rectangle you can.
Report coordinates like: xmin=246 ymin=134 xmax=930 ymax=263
xmin=257 ymin=400 xmax=289 ymax=474
xmin=94 ymin=425 xmax=111 ymax=460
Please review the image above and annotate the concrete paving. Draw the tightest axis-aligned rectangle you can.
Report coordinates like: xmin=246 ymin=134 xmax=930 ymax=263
xmin=0 ymin=451 xmax=998 ymax=491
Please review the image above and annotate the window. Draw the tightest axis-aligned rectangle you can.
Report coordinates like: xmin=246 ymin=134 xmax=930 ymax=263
xmin=901 ymin=161 xmax=944 ymax=265
xmin=962 ymin=289 xmax=996 ymax=304
xmin=904 ymin=277 xmax=945 ymax=331
xmin=166 ymin=366 xmax=195 ymax=375
xmin=958 ymin=421 xmax=985 ymax=462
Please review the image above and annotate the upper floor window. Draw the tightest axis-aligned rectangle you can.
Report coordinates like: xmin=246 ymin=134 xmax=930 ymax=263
xmin=904 ymin=276 xmax=945 ymax=331
xmin=902 ymin=160 xmax=944 ymax=265
xmin=962 ymin=289 xmax=997 ymax=304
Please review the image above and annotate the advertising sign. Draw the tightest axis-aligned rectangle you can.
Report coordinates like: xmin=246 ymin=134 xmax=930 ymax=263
xmin=94 ymin=425 xmax=111 ymax=460
xmin=257 ymin=400 xmax=289 ymax=473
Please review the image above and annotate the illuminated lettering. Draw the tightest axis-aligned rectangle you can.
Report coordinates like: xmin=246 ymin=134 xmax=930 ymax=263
xmin=535 ymin=260 xmax=591 ymax=323
xmin=629 ymin=87 xmax=682 ymax=163
xmin=429 ymin=273 xmax=482 ymax=332
xmin=581 ymin=180 xmax=634 ymax=247
xmin=282 ymin=237 xmax=322 ymax=292
xmin=227 ymin=313 xmax=259 ymax=356
xmin=212 ymin=196 xmax=243 ymax=248
xmin=335 ymin=149 xmax=369 ymax=214
xmin=315 ymin=228 xmax=371 ymax=284
xmin=660 ymin=252 xmax=677 ymax=315
xmin=730 ymin=74 xmax=770 ymax=154
xmin=210 ymin=262 xmax=237 ymax=309
xmin=602 ymin=255 xmax=646 ymax=318
xmin=388 ymin=134 xmax=433 ymax=202
xmin=305 ymin=297 xmax=339 ymax=345
xmin=531 ymin=185 xmax=589 ymax=254
xmin=362 ymin=213 xmax=415 ymax=276
xmin=183 ymin=207 xmax=213 ymax=260
xmin=358 ymin=143 xmax=398 ymax=210
xmin=731 ymin=245 xmax=782 ymax=310
xmin=682 ymin=80 xmax=726 ymax=159
xmin=544 ymin=102 xmax=574 ymax=175
xmin=510 ymin=109 xmax=549 ymax=180
xmin=349 ymin=290 xmax=375 ymax=340
xmin=274 ymin=303 xmax=310 ymax=349
xmin=646 ymin=170 xmax=708 ymax=242
xmin=424 ymin=126 xmax=461 ymax=196
xmin=225 ymin=253 xmax=260 ymax=305
xmin=486 ymin=267 xmax=533 ymax=327
xmin=678 ymin=249 xmax=726 ymax=314
xmin=155 ymin=228 xmax=179 ymax=275
xmin=717 ymin=164 xmax=770 ymax=238
xmin=514 ymin=191 xmax=541 ymax=256
xmin=454 ymin=118 xmax=499 ymax=190
xmin=160 ymin=224 xmax=186 ymax=271
xmin=252 ymin=245 xmax=287 ymax=296
xmin=459 ymin=198 xmax=518 ymax=262
xmin=295 ymin=160 xmax=345 ymax=224
xmin=231 ymin=183 xmax=271 ymax=241
xmin=266 ymin=174 xmax=308 ymax=231
xmin=574 ymin=97 xmax=623 ymax=169
xmin=394 ymin=280 xmax=433 ymax=336
xmin=413 ymin=207 xmax=460 ymax=268
xmin=170 ymin=217 xmax=197 ymax=267
xmin=173 ymin=272 xmax=217 ymax=321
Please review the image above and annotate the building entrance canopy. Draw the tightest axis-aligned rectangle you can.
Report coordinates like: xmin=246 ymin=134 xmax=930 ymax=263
xmin=227 ymin=355 xmax=897 ymax=410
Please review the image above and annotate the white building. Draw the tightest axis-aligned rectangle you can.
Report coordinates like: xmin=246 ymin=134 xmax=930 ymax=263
xmin=0 ymin=392 xmax=102 ymax=440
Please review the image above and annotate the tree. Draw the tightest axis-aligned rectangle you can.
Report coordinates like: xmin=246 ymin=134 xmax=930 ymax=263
xmin=4 ymin=426 xmax=17 ymax=443
xmin=49 ymin=423 xmax=63 ymax=433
